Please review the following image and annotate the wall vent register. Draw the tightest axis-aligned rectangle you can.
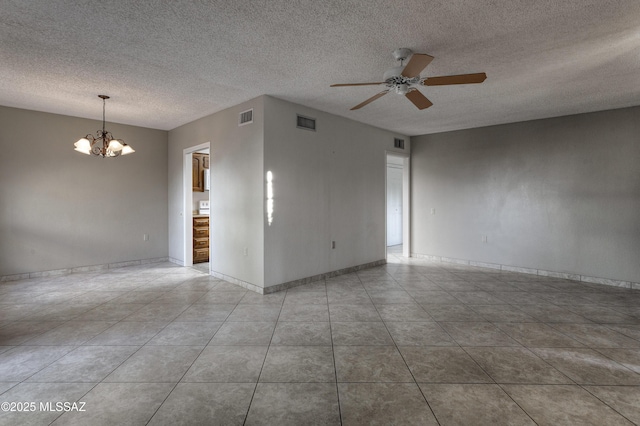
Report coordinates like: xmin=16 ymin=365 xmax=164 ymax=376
xmin=296 ymin=114 xmax=316 ymax=131
xmin=239 ymin=109 xmax=253 ymax=126
xmin=394 ymin=138 xmax=405 ymax=149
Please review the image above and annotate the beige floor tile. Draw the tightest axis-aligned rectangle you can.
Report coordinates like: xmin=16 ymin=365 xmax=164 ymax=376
xmin=503 ymin=384 xmax=634 ymax=426
xmin=2 ymin=258 xmax=639 ymax=425
xmin=496 ymin=322 xmax=584 ymax=347
xmin=465 ymin=346 xmax=573 ymax=384
xmin=104 ymin=346 xmax=202 ymax=383
xmin=334 ymin=346 xmax=413 ymax=382
xmin=0 ymin=382 xmax=94 ymax=426
xmin=208 ymin=321 xmax=276 ymax=345
xmin=26 ymin=346 xmax=138 ymax=383
xmin=271 ymin=321 xmax=332 ymax=345
xmin=531 ymin=347 xmax=640 ymax=385
xmin=148 ymin=383 xmax=255 ymax=426
xmin=331 ymin=322 xmax=394 ymax=345
xmin=584 ymin=385 xmax=640 ymax=424
xmin=420 ymin=383 xmax=535 ymax=425
xmin=182 ymin=345 xmax=267 ymax=383
xmin=52 ymin=382 xmax=175 ymax=426
xmin=440 ymin=322 xmax=520 ymax=346
xmin=260 ymin=346 xmax=335 ymax=382
xmin=385 ymin=321 xmax=455 ymax=346
xmin=245 ymin=383 xmax=340 ymax=426
xmin=339 ymin=383 xmax=438 ymax=425
xmin=399 ymin=346 xmax=492 ymax=383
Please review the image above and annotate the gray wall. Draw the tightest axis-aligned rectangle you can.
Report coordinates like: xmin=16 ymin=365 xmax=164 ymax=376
xmin=411 ymin=106 xmax=640 ymax=283
xmin=263 ymin=96 xmax=409 ymax=288
xmin=0 ymin=106 xmax=168 ymax=276
xmin=168 ymin=95 xmax=409 ymax=290
xmin=168 ymin=97 xmax=265 ymax=288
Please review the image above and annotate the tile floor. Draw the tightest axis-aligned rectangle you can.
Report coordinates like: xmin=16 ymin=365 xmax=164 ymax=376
xmin=1 ymin=249 xmax=640 ymax=425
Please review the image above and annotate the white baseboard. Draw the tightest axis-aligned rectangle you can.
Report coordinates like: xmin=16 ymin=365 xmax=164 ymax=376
xmin=411 ymin=253 xmax=638 ymax=290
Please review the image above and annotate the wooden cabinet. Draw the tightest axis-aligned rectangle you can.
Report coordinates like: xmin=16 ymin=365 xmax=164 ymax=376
xmin=192 ymin=155 xmax=202 ymax=192
xmin=192 ymin=153 xmax=209 ymax=192
xmin=193 ymin=216 xmax=209 ymax=263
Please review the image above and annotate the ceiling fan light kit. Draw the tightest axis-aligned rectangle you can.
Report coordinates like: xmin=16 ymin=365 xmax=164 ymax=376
xmin=331 ymin=48 xmax=486 ymax=111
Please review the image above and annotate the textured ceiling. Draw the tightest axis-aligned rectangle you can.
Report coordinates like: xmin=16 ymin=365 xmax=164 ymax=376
xmin=2 ymin=0 xmax=640 ymax=135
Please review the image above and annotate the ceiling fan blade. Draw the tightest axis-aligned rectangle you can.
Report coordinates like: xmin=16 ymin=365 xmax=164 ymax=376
xmin=405 ymin=90 xmax=433 ymax=110
xmin=330 ymin=82 xmax=385 ymax=87
xmin=351 ymin=90 xmax=389 ymax=110
xmin=401 ymin=53 xmax=434 ymax=78
xmin=422 ymin=72 xmax=487 ymax=86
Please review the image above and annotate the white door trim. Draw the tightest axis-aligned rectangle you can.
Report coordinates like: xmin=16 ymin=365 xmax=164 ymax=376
xmin=183 ymin=142 xmax=211 ymax=269
xmin=386 ymin=151 xmax=411 ymax=258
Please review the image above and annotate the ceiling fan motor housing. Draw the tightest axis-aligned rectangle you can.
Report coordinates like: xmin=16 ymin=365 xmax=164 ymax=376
xmin=384 ymin=66 xmax=421 ymax=94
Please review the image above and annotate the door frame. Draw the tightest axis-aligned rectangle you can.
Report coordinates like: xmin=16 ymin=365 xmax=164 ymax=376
xmin=183 ymin=142 xmax=211 ymax=269
xmin=385 ymin=152 xmax=410 ymax=258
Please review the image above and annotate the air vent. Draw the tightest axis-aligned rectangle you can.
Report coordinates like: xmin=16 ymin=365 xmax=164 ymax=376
xmin=239 ymin=109 xmax=253 ymax=126
xmin=296 ymin=114 xmax=316 ymax=131
xmin=394 ymin=138 xmax=405 ymax=149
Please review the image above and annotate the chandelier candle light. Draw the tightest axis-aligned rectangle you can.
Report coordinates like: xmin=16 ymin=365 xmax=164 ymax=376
xmin=74 ymin=95 xmax=134 ymax=157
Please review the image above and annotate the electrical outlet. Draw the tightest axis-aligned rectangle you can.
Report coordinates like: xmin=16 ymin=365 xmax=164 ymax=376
xmin=431 ymin=208 xmax=436 ymax=215
xmin=243 ymin=247 xmax=248 ymax=256
xmin=143 ymin=234 xmax=149 ymax=241
xmin=482 ymin=235 xmax=488 ymax=243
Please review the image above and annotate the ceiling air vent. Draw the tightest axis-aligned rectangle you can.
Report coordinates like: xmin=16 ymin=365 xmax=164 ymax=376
xmin=394 ymin=138 xmax=405 ymax=149
xmin=239 ymin=109 xmax=253 ymax=126
xmin=296 ymin=114 xmax=316 ymax=131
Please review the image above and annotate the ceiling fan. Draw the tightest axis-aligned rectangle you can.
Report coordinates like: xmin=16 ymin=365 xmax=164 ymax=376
xmin=331 ymin=48 xmax=487 ymax=110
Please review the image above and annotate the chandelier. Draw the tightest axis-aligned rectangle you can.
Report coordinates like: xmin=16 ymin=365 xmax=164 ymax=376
xmin=74 ymin=95 xmax=134 ymax=157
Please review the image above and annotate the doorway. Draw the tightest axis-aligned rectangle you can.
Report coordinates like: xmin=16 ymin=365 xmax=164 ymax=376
xmin=386 ymin=153 xmax=410 ymax=258
xmin=183 ymin=142 xmax=211 ymax=272
xmin=387 ymin=159 xmax=403 ymax=246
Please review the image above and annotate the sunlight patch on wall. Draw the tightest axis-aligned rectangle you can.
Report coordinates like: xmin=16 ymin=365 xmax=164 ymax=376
xmin=266 ymin=171 xmax=274 ymax=226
